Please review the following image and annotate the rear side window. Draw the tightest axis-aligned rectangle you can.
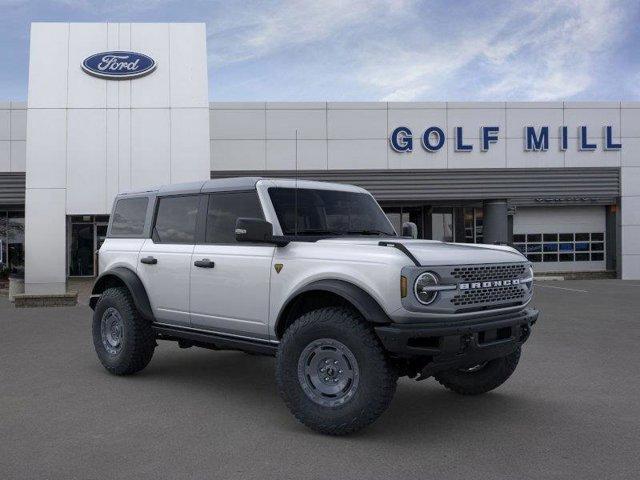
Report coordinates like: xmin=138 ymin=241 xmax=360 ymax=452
xmin=153 ymin=195 xmax=200 ymax=244
xmin=110 ymin=197 xmax=148 ymax=237
xmin=205 ymin=192 xmax=264 ymax=244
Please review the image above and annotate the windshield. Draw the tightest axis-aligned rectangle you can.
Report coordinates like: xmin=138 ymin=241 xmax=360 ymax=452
xmin=268 ymin=187 xmax=396 ymax=237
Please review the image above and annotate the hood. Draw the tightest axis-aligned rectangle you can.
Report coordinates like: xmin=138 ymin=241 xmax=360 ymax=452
xmin=315 ymin=237 xmax=526 ymax=266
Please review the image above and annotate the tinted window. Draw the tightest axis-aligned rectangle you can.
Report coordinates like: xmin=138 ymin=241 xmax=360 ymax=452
xmin=205 ymin=192 xmax=264 ymax=244
xmin=268 ymin=188 xmax=395 ymax=237
xmin=110 ymin=197 xmax=148 ymax=237
xmin=153 ymin=195 xmax=199 ymax=244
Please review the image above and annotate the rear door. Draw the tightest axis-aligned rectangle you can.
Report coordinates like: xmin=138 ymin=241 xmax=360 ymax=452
xmin=137 ymin=194 xmax=201 ymax=326
xmin=189 ymin=191 xmax=274 ymax=339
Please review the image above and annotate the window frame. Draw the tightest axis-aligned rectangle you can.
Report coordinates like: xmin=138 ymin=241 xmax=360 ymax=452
xmin=151 ymin=193 xmax=203 ymax=245
xmin=202 ymin=190 xmax=266 ymax=246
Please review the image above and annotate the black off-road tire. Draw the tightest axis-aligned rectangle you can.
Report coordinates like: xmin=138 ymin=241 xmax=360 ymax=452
xmin=434 ymin=347 xmax=521 ymax=395
xmin=276 ymin=307 xmax=397 ymax=436
xmin=92 ymin=287 xmax=156 ymax=375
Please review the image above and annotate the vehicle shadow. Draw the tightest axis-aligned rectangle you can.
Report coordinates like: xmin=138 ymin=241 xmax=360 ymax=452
xmin=130 ymin=345 xmax=558 ymax=442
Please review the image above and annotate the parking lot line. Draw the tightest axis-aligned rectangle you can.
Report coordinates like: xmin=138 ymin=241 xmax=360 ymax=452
xmin=533 ymin=284 xmax=589 ymax=293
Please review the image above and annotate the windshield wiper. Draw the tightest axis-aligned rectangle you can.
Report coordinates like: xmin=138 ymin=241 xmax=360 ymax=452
xmin=292 ymin=229 xmax=395 ymax=237
xmin=294 ymin=229 xmax=347 ymax=236
xmin=346 ymin=230 xmax=395 ymax=236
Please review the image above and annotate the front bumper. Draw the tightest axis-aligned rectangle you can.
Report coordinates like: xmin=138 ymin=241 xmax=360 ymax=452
xmin=375 ymin=308 xmax=538 ymax=375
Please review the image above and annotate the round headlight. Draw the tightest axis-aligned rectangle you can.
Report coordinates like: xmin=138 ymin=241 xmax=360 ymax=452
xmin=414 ymin=272 xmax=439 ymax=305
xmin=526 ymin=264 xmax=534 ymax=292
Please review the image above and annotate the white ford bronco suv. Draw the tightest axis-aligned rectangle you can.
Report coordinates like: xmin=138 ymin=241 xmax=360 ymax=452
xmin=90 ymin=177 xmax=538 ymax=435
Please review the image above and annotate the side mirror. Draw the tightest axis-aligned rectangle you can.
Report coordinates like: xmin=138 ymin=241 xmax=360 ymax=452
xmin=402 ymin=221 xmax=418 ymax=239
xmin=235 ymin=218 xmax=288 ymax=246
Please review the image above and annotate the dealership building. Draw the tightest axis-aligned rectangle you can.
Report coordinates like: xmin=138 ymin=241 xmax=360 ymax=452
xmin=1 ymin=22 xmax=640 ymax=295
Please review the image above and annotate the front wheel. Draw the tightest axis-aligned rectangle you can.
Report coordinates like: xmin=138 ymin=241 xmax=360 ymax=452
xmin=434 ymin=347 xmax=521 ymax=395
xmin=276 ymin=307 xmax=397 ymax=436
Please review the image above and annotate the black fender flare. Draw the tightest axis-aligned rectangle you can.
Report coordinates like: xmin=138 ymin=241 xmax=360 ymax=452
xmin=276 ymin=279 xmax=391 ymax=335
xmin=90 ymin=267 xmax=154 ymax=321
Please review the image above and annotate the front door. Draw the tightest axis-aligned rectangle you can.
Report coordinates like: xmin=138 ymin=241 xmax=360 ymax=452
xmin=189 ymin=191 xmax=274 ymax=339
xmin=136 ymin=195 xmax=200 ymax=327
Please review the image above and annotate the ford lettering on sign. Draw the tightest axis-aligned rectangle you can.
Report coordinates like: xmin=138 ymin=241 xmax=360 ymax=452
xmin=82 ymin=51 xmax=156 ymax=80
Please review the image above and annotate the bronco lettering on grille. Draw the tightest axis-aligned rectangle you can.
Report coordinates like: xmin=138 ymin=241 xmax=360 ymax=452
xmin=459 ymin=279 xmax=521 ymax=290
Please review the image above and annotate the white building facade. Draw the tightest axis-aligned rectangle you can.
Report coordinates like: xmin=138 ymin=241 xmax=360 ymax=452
xmin=1 ymin=22 xmax=639 ymax=294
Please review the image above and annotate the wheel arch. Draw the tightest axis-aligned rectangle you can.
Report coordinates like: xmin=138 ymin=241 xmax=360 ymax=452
xmin=90 ymin=267 xmax=154 ymax=321
xmin=274 ymin=279 xmax=390 ymax=339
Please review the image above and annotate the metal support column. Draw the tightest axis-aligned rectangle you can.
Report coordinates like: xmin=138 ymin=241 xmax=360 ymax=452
xmin=483 ymin=200 xmax=509 ymax=245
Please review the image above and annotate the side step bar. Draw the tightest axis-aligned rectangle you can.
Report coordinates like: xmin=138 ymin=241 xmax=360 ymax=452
xmin=152 ymin=324 xmax=278 ymax=356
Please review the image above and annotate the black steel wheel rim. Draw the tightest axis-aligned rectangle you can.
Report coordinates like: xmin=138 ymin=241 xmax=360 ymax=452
xmin=101 ymin=307 xmax=124 ymax=355
xmin=297 ymin=338 xmax=360 ymax=407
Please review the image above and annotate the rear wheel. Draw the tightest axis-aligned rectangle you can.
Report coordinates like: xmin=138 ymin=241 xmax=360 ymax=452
xmin=276 ymin=307 xmax=397 ymax=436
xmin=434 ymin=347 xmax=521 ymax=395
xmin=92 ymin=287 xmax=156 ymax=375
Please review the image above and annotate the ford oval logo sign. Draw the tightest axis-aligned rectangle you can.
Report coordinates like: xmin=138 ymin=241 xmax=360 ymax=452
xmin=82 ymin=51 xmax=156 ymax=80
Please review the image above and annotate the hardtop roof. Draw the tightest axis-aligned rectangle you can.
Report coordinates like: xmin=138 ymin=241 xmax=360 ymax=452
xmin=115 ymin=176 xmax=367 ymax=198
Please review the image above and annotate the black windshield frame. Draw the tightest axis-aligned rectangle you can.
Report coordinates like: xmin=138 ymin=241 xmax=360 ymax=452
xmin=268 ymin=187 xmax=396 ymax=239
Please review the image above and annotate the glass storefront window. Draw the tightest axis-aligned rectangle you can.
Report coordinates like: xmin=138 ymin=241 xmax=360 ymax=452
xmin=383 ymin=207 xmax=402 ymax=235
xmin=382 ymin=206 xmax=424 ymax=238
xmin=383 ymin=205 xmax=488 ymax=243
xmin=8 ymin=212 xmax=25 ymax=275
xmin=513 ymin=232 xmax=605 ymax=263
xmin=431 ymin=208 xmax=454 ymax=242
xmin=463 ymin=208 xmax=474 ymax=243
xmin=474 ymin=208 xmax=483 ymax=243
xmin=403 ymin=207 xmax=424 ymax=238
xmin=69 ymin=223 xmax=95 ymax=276
xmin=68 ymin=215 xmax=110 ymax=277
xmin=0 ymin=211 xmax=25 ymax=277
xmin=463 ymin=207 xmax=484 ymax=243
xmin=0 ymin=213 xmax=6 ymax=277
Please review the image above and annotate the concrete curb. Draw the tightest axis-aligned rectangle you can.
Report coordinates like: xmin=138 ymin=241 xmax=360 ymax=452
xmin=13 ymin=291 xmax=78 ymax=308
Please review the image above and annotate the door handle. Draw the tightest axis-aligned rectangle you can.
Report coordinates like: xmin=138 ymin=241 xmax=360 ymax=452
xmin=140 ymin=256 xmax=158 ymax=265
xmin=194 ymin=259 xmax=215 ymax=268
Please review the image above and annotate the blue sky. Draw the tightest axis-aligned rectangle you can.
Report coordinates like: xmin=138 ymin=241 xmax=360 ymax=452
xmin=1 ymin=0 xmax=639 ymax=101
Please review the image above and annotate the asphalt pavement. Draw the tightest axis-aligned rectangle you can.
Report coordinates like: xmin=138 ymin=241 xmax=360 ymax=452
xmin=1 ymin=280 xmax=639 ymax=479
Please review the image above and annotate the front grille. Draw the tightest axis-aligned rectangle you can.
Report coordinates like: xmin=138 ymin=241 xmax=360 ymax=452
xmin=451 ymin=285 xmax=526 ymax=307
xmin=450 ymin=263 xmax=527 ymax=282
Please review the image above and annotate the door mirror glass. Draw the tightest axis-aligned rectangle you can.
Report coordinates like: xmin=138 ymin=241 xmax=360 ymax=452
xmin=402 ymin=221 xmax=418 ymax=239
xmin=235 ymin=218 xmax=287 ymax=246
xmin=235 ymin=217 xmax=272 ymax=243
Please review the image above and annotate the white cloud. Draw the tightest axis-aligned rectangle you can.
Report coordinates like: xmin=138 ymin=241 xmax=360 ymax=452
xmin=209 ymin=0 xmax=630 ymax=101
xmin=480 ymin=0 xmax=625 ymax=100
xmin=208 ymin=0 xmax=412 ymax=66
xmin=357 ymin=0 xmax=627 ymax=101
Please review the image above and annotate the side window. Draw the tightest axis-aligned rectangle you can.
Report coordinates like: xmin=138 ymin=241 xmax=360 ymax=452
xmin=205 ymin=192 xmax=264 ymax=244
xmin=110 ymin=197 xmax=148 ymax=237
xmin=153 ymin=195 xmax=200 ymax=244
